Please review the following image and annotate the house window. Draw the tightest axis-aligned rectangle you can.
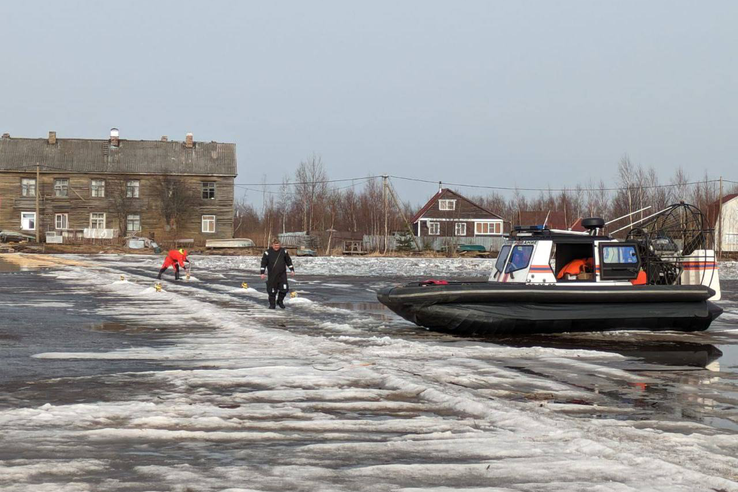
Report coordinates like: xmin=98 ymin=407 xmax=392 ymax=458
xmin=89 ymin=213 xmax=106 ymax=229
xmin=55 ymin=213 xmax=68 ymax=230
xmin=439 ymin=199 xmax=456 ymax=211
xmin=455 ymin=223 xmax=467 ymax=236
xmin=54 ymin=179 xmax=69 ymax=197
xmin=91 ymin=179 xmax=105 ymax=197
xmin=428 ymin=222 xmax=440 ymax=235
xmin=202 ymin=182 xmax=216 ymax=199
xmin=21 ymin=212 xmax=36 ymax=230
xmin=21 ymin=178 xmax=36 ymax=197
xmin=127 ymin=214 xmax=141 ymax=232
xmin=475 ymin=221 xmax=499 ymax=235
xmin=202 ymin=215 xmax=216 ymax=233
xmin=126 ymin=180 xmax=140 ymax=198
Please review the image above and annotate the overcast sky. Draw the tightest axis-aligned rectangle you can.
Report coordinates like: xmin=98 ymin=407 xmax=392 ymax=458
xmin=2 ymin=1 xmax=736 ymax=207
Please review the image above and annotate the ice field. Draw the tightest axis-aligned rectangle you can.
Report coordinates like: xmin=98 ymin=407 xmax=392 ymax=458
xmin=0 ymin=254 xmax=737 ymax=491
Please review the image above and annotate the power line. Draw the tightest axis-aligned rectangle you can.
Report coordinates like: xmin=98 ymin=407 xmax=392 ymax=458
xmin=388 ymin=174 xmax=728 ymax=193
xmin=234 ymin=175 xmax=384 ymax=187
xmin=8 ymin=161 xmax=735 ymax=193
xmin=234 ymin=177 xmax=374 ymax=196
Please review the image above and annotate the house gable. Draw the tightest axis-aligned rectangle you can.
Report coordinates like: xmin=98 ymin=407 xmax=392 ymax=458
xmin=411 ymin=188 xmax=503 ymax=223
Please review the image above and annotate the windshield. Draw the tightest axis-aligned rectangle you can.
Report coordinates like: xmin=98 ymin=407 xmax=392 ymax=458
xmin=495 ymin=245 xmax=511 ymax=272
xmin=505 ymin=245 xmax=534 ymax=273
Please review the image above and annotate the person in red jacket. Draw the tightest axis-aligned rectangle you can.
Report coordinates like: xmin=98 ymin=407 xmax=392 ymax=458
xmin=157 ymin=249 xmax=189 ymax=280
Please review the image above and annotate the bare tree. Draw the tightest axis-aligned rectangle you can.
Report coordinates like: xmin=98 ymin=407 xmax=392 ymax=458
xmin=151 ymin=175 xmax=200 ymax=234
xmin=107 ymin=177 xmax=138 ymax=236
xmin=294 ymin=155 xmax=328 ymax=233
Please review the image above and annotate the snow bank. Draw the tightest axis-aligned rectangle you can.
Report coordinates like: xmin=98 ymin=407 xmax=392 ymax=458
xmin=190 ymin=255 xmax=494 ymax=277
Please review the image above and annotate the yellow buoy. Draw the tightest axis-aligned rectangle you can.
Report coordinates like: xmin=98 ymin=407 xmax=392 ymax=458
xmin=241 ymin=282 xmax=248 ymax=289
xmin=154 ymin=282 xmax=162 ymax=292
xmin=120 ymin=275 xmax=125 ymax=281
xmin=290 ymin=291 xmax=297 ymax=298
xmin=186 ymin=272 xmax=191 ymax=280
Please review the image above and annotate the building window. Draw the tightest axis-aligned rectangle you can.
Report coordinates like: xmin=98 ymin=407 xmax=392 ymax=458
xmin=202 ymin=215 xmax=216 ymax=233
xmin=455 ymin=223 xmax=467 ymax=236
xmin=428 ymin=222 xmax=440 ymax=235
xmin=126 ymin=180 xmax=140 ymax=198
xmin=54 ymin=179 xmax=69 ymax=197
xmin=21 ymin=178 xmax=36 ymax=197
xmin=55 ymin=213 xmax=68 ymax=230
xmin=202 ymin=182 xmax=216 ymax=199
xmin=475 ymin=221 xmax=499 ymax=235
xmin=21 ymin=212 xmax=36 ymax=230
xmin=439 ymin=199 xmax=456 ymax=211
xmin=90 ymin=213 xmax=106 ymax=229
xmin=91 ymin=179 xmax=105 ymax=197
xmin=126 ymin=214 xmax=141 ymax=232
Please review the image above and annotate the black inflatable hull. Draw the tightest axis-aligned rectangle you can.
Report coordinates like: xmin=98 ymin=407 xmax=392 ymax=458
xmin=377 ymin=282 xmax=723 ymax=336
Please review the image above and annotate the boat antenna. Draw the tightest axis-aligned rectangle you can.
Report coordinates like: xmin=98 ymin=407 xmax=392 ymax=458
xmin=543 ymin=210 xmax=551 ymax=228
xmin=605 ymin=206 xmax=652 ymax=226
xmin=610 ymin=206 xmax=673 ymax=235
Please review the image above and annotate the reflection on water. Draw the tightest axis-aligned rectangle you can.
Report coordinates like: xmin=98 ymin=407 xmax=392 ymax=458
xmin=0 ymin=258 xmax=22 ymax=273
xmin=325 ymin=301 xmax=389 ymax=311
xmin=489 ymin=335 xmax=724 ymax=369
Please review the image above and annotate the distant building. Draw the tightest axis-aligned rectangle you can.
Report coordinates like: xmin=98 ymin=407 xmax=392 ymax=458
xmin=710 ymin=193 xmax=738 ymax=252
xmin=0 ymin=129 xmax=237 ymax=243
xmin=411 ymin=188 xmax=504 ymax=238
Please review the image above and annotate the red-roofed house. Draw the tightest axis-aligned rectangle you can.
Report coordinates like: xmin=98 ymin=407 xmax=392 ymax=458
xmin=412 ymin=188 xmax=504 ymax=238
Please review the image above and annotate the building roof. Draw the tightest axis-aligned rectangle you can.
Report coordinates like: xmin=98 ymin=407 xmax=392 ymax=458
xmin=0 ymin=135 xmax=237 ymax=176
xmin=517 ymin=210 xmax=568 ymax=230
xmin=411 ymin=188 xmax=504 ymax=223
xmin=707 ymin=193 xmax=738 ymax=225
xmin=569 ymin=217 xmax=587 ymax=232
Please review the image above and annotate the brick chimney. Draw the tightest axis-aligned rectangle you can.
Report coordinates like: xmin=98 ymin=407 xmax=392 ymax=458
xmin=48 ymin=131 xmax=57 ymax=145
xmin=161 ymin=136 xmax=168 ymax=142
xmin=110 ymin=127 xmax=120 ymax=147
xmin=185 ymin=132 xmax=193 ymax=148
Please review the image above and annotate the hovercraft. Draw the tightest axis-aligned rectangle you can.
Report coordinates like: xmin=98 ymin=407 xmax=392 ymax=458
xmin=378 ymin=203 xmax=723 ymax=336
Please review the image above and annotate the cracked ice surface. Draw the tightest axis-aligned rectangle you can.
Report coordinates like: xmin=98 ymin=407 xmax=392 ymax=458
xmin=0 ymin=255 xmax=737 ymax=491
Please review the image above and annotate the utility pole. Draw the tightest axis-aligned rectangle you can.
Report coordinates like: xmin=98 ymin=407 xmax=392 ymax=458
xmin=383 ymin=174 xmax=389 ymax=254
xmin=718 ymin=176 xmax=723 ymax=259
xmin=35 ymin=163 xmax=40 ymax=244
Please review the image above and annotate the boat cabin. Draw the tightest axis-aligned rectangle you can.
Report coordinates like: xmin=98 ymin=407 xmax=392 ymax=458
xmin=490 ymin=218 xmax=721 ymax=299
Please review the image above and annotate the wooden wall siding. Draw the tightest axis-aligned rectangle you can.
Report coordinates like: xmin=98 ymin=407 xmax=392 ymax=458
xmin=418 ymin=219 xmax=503 ymax=237
xmin=0 ymin=172 xmax=235 ymax=241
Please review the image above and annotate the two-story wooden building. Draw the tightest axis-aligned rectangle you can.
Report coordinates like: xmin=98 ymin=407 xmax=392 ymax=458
xmin=411 ymin=188 xmax=504 ymax=238
xmin=0 ymin=129 xmax=237 ymax=243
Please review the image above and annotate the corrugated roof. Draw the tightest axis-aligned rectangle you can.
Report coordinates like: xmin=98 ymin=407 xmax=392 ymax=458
xmin=0 ymin=137 xmax=237 ymax=176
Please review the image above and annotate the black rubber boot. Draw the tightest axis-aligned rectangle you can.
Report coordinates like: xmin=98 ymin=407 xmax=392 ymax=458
xmin=277 ymin=292 xmax=286 ymax=309
xmin=268 ymin=294 xmax=277 ymax=309
xmin=157 ymin=268 xmax=166 ymax=280
xmin=174 ymin=265 xmax=180 ymax=280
